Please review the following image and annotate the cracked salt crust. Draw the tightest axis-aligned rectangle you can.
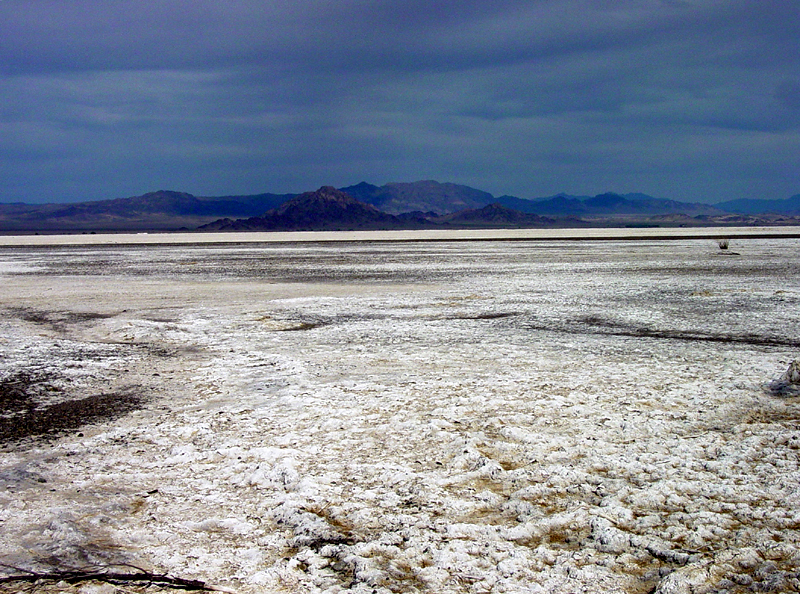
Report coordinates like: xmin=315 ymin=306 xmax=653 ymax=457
xmin=1 ymin=237 xmax=799 ymax=593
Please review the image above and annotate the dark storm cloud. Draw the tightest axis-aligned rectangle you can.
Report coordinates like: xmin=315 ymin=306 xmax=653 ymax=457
xmin=1 ymin=0 xmax=798 ymax=203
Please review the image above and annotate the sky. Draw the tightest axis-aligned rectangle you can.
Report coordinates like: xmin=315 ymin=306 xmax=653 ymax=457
xmin=1 ymin=1 xmax=798 ymax=205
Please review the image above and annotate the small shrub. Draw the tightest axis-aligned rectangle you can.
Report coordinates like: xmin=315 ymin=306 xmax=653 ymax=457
xmin=717 ymin=238 xmax=730 ymax=250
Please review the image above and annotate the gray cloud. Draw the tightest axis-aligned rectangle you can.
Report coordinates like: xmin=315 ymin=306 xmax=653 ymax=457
xmin=1 ymin=0 xmax=798 ymax=203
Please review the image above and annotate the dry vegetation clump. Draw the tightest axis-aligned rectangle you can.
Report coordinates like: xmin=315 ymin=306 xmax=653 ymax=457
xmin=767 ymin=358 xmax=800 ymax=397
xmin=0 ymin=563 xmax=219 ymax=593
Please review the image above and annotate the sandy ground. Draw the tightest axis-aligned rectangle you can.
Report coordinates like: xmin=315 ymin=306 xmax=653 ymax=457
xmin=1 ymin=237 xmax=799 ymax=593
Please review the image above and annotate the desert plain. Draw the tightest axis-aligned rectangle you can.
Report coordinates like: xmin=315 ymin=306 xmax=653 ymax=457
xmin=1 ymin=230 xmax=800 ymax=593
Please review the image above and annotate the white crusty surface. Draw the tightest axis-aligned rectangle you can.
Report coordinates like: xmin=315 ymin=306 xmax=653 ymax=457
xmin=1 ymin=237 xmax=799 ymax=593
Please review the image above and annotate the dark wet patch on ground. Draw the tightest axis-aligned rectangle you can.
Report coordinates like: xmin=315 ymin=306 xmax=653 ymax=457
xmin=145 ymin=344 xmax=182 ymax=358
xmin=633 ymin=260 xmax=800 ymax=278
xmin=524 ymin=315 xmax=800 ymax=348
xmin=264 ymin=312 xmax=385 ymax=332
xmin=9 ymin=307 xmax=117 ymax=334
xmin=0 ymin=374 xmax=35 ymax=413
xmin=278 ymin=321 xmax=329 ymax=331
xmin=452 ymin=311 xmax=520 ymax=320
xmin=0 ymin=372 xmax=143 ymax=446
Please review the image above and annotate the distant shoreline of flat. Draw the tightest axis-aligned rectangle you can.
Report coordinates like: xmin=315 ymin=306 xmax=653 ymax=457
xmin=1 ymin=226 xmax=800 ymax=246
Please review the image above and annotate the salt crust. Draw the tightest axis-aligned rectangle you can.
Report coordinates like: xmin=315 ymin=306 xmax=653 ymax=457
xmin=0 ymin=238 xmax=799 ymax=593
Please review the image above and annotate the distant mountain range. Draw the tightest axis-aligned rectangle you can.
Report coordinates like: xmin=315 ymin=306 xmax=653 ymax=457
xmin=1 ymin=180 xmax=799 ymax=233
xmin=714 ymin=195 xmax=800 ymax=215
xmin=201 ymin=186 xmax=401 ymax=231
xmin=0 ymin=190 xmax=293 ymax=232
xmin=341 ymin=181 xmax=494 ymax=214
xmin=495 ymin=192 xmax=722 ymax=217
xmin=199 ymin=187 xmax=558 ymax=232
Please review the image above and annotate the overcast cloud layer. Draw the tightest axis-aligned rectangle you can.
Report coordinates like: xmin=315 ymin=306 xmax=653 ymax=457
xmin=1 ymin=1 xmax=799 ymax=204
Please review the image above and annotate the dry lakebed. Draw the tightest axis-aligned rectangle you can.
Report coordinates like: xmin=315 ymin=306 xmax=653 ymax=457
xmin=1 ymin=229 xmax=800 ymax=593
